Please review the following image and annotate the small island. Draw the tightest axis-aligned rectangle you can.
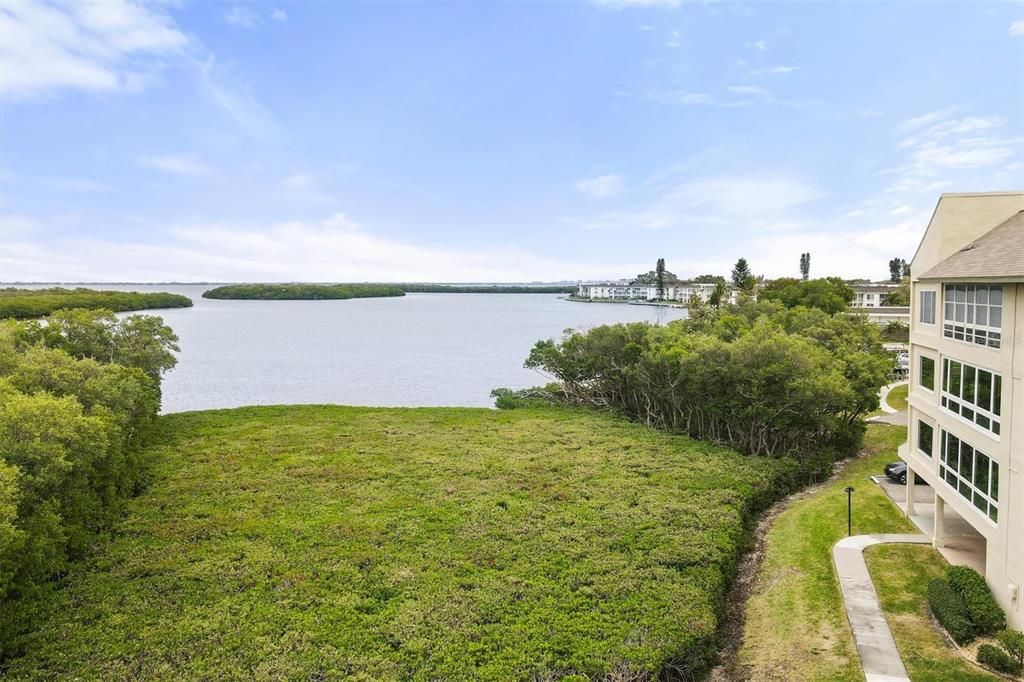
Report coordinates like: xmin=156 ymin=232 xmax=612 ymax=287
xmin=201 ymin=283 xmax=406 ymax=300
xmin=0 ymin=287 xmax=193 ymax=319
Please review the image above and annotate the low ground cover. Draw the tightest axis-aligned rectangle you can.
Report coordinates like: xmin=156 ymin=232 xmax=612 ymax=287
xmin=736 ymin=423 xmax=996 ymax=681
xmin=3 ymin=405 xmax=795 ymax=680
xmin=0 ymin=287 xmax=192 ymax=319
xmin=886 ymin=383 xmax=909 ymax=411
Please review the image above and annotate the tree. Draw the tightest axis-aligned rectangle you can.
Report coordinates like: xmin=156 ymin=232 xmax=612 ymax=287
xmin=799 ymin=252 xmax=811 ymax=280
xmin=731 ymin=258 xmax=755 ymax=293
xmin=709 ymin=280 xmax=728 ymax=308
xmin=655 ymin=258 xmax=666 ymax=301
xmin=693 ymin=274 xmax=726 ymax=284
xmin=886 ymin=278 xmax=910 ymax=306
xmin=902 ymin=261 xmax=911 ymax=277
xmin=888 ymin=257 xmax=906 ymax=283
xmin=758 ymin=277 xmax=855 ymax=315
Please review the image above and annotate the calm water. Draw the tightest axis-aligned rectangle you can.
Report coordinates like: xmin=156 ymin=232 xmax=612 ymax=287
xmin=14 ymin=284 xmax=688 ymax=412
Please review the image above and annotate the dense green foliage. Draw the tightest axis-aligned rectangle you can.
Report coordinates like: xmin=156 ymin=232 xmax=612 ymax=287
xmin=799 ymin=252 xmax=810 ymax=280
xmin=927 ymin=578 xmax=976 ymax=644
xmin=203 ymin=283 xmax=577 ymax=299
xmin=0 ymin=288 xmax=192 ymax=319
xmin=757 ymin=277 xmax=855 ymax=314
xmin=521 ymin=301 xmax=891 ymax=476
xmin=3 ymin=406 xmax=796 ymax=680
xmin=397 ymin=284 xmax=577 ymax=294
xmin=202 ymin=283 xmax=406 ymax=300
xmin=731 ymin=258 xmax=755 ymax=293
xmin=948 ymin=565 xmax=1006 ymax=635
xmin=978 ymin=644 xmax=1023 ymax=676
xmin=0 ymin=309 xmax=178 ymax=654
xmin=997 ymin=630 xmax=1024 ymax=667
xmin=885 ymin=278 xmax=911 ymax=306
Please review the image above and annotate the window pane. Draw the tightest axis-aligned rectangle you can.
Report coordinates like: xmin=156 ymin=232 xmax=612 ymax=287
xmin=963 ymin=366 xmax=975 ymax=404
xmin=977 ymin=288 xmax=988 ymax=304
xmin=920 ymin=357 xmax=934 ymax=389
xmin=990 ymin=287 xmax=1002 ymax=305
xmin=961 ymin=445 xmax=974 ymax=479
xmin=974 ymin=453 xmax=989 ymax=491
xmin=955 ymin=287 xmax=965 ymax=302
xmin=976 ymin=306 xmax=988 ymax=326
xmin=949 ymin=361 xmax=962 ymax=396
xmin=991 ymin=462 xmax=999 ymax=499
xmin=990 ymin=306 xmax=1001 ymax=328
xmin=977 ymin=370 xmax=991 ymax=410
xmin=994 ymin=375 xmax=1001 ymax=416
xmin=918 ymin=422 xmax=933 ymax=455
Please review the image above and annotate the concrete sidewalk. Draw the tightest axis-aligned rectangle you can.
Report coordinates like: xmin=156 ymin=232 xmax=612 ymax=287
xmin=833 ymin=533 xmax=931 ymax=682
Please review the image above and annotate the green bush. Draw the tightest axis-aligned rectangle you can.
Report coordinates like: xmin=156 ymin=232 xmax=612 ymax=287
xmin=523 ymin=302 xmax=891 ymax=479
xmin=997 ymin=629 xmax=1024 ymax=667
xmin=0 ymin=311 xmax=177 ymax=654
xmin=948 ymin=565 xmax=1006 ymax=634
xmin=927 ymin=578 xmax=975 ymax=644
xmin=978 ymin=643 xmax=1023 ymax=676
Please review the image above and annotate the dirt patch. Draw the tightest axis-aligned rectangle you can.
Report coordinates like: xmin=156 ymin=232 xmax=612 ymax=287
xmin=705 ymin=456 xmax=859 ymax=682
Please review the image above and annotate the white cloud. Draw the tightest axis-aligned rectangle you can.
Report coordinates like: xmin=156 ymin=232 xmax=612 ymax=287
xmin=0 ymin=0 xmax=188 ymax=99
xmin=271 ymin=8 xmax=288 ymax=22
xmin=887 ymin=112 xmax=1020 ymax=191
xmin=45 ymin=177 xmax=119 ymax=193
xmin=139 ymin=154 xmax=214 ymax=177
xmin=282 ymin=173 xmax=313 ymax=190
xmin=579 ymin=174 xmax=822 ymax=233
xmin=748 ymin=65 xmax=800 ymax=77
xmin=0 ymin=213 xmax=626 ymax=283
xmin=576 ymin=174 xmax=626 ymax=199
xmin=592 ymin=0 xmax=682 ymax=8
xmin=223 ymin=6 xmax=261 ymax=29
xmin=890 ymin=205 xmax=911 ymax=215
xmin=748 ymin=39 xmax=767 ymax=51
xmin=197 ymin=57 xmax=281 ymax=140
xmin=728 ymin=85 xmax=764 ymax=95
xmin=1011 ymin=19 xmax=1024 ymax=36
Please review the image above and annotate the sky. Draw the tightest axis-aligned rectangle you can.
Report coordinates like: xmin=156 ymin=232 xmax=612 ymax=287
xmin=1 ymin=0 xmax=1022 ymax=283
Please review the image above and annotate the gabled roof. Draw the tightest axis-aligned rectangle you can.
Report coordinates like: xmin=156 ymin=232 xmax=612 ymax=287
xmin=918 ymin=211 xmax=1024 ymax=281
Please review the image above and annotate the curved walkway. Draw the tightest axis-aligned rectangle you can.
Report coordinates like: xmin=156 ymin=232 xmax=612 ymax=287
xmin=833 ymin=533 xmax=930 ymax=682
xmin=878 ymin=381 xmax=908 ymax=415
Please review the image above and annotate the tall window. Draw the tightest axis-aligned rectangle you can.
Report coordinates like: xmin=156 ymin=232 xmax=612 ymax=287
xmin=920 ymin=290 xmax=936 ymax=324
xmin=940 ymin=431 xmax=999 ymax=523
xmin=917 ymin=421 xmax=934 ymax=456
xmin=943 ymin=284 xmax=1002 ymax=348
xmin=941 ymin=359 xmax=1001 ymax=435
xmin=919 ymin=356 xmax=935 ymax=390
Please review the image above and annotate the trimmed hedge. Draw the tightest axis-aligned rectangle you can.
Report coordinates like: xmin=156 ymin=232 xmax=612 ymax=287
xmin=927 ymin=578 xmax=975 ymax=644
xmin=948 ymin=565 xmax=1006 ymax=635
xmin=997 ymin=630 xmax=1024 ymax=667
xmin=978 ymin=643 xmax=1023 ymax=676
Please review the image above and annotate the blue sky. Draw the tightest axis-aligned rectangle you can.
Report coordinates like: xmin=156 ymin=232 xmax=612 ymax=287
xmin=1 ymin=0 xmax=1022 ymax=282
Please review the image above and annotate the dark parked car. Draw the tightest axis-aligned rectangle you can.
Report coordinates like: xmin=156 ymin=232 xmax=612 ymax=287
xmin=884 ymin=461 xmax=925 ymax=485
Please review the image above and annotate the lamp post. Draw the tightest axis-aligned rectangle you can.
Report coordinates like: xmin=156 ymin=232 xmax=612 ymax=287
xmin=845 ymin=486 xmax=855 ymax=536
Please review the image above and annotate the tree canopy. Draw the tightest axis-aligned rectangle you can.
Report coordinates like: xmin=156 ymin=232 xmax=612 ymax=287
xmin=758 ymin=277 xmax=855 ymax=314
xmin=0 ymin=309 xmax=178 ymax=651
xmin=522 ymin=300 xmax=891 ymax=476
xmin=0 ymin=288 xmax=191 ymax=320
xmin=731 ymin=258 xmax=755 ymax=292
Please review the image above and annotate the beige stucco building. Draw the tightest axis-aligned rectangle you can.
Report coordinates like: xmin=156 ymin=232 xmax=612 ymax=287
xmin=900 ymin=191 xmax=1024 ymax=629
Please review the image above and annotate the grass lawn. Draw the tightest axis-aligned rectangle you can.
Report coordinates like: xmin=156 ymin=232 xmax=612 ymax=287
xmin=3 ymin=405 xmax=794 ymax=681
xmin=886 ymin=383 xmax=909 ymax=412
xmin=736 ymin=424 xmax=996 ymax=681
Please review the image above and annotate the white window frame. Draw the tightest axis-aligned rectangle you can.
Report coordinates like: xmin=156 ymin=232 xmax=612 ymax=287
xmin=920 ymin=290 xmax=936 ymax=324
xmin=942 ymin=284 xmax=1002 ymax=348
xmin=940 ymin=357 xmax=1001 ymax=437
xmin=916 ymin=418 xmax=935 ymax=457
xmin=918 ymin=353 xmax=936 ymax=393
xmin=939 ymin=430 xmax=999 ymax=524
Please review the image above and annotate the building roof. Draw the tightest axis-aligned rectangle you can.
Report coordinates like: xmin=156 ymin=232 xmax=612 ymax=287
xmin=918 ymin=211 xmax=1024 ymax=281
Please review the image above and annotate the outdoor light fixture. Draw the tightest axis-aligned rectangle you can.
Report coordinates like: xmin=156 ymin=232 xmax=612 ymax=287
xmin=845 ymin=486 xmax=855 ymax=537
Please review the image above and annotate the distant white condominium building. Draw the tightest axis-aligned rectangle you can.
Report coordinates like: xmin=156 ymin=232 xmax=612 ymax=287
xmin=851 ymin=283 xmax=901 ymax=308
xmin=899 ymin=191 xmax=1024 ymax=629
xmin=576 ymin=281 xmax=738 ymax=305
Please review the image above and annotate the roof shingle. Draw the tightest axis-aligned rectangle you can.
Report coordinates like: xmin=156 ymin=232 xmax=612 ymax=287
xmin=918 ymin=211 xmax=1024 ymax=281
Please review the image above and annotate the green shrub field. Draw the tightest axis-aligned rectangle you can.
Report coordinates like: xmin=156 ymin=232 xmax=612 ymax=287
xmin=2 ymin=405 xmax=796 ymax=680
